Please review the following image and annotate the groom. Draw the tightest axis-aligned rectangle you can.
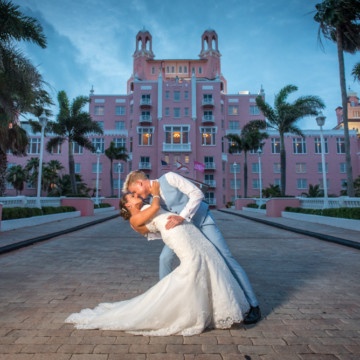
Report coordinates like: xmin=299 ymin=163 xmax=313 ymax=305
xmin=123 ymin=170 xmax=261 ymax=325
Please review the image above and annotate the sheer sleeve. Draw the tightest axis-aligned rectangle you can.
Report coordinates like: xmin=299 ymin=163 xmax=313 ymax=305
xmin=141 ymin=205 xmax=162 ymax=241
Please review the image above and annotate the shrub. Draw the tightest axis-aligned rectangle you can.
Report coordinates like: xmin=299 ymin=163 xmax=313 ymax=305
xmin=2 ymin=206 xmax=76 ymax=220
xmin=284 ymin=207 xmax=360 ymax=220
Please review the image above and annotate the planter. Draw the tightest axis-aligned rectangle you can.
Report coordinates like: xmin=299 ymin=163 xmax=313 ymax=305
xmin=0 ymin=211 xmax=81 ymax=232
xmin=282 ymin=211 xmax=360 ymax=232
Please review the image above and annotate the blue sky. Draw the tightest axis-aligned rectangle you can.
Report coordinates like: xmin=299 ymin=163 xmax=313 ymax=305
xmin=14 ymin=0 xmax=359 ymax=130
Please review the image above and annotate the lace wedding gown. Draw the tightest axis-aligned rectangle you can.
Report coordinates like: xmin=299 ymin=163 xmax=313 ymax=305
xmin=65 ymin=207 xmax=250 ymax=336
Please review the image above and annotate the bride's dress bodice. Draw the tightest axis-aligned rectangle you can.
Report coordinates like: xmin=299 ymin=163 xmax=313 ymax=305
xmin=66 ymin=206 xmax=249 ymax=336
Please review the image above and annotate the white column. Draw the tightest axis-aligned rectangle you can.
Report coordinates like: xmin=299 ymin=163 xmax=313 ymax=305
xmin=257 ymin=147 xmax=263 ymax=207
xmin=118 ymin=163 xmax=121 ymax=198
xmin=316 ymin=113 xmax=328 ymax=209
xmin=95 ymin=148 xmax=101 ymax=205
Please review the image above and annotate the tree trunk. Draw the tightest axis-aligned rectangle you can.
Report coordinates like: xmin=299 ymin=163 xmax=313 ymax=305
xmin=280 ymin=133 xmax=286 ymax=196
xmin=0 ymin=150 xmax=7 ymax=196
xmin=337 ymin=30 xmax=354 ymax=196
xmin=68 ymin=141 xmax=77 ymax=194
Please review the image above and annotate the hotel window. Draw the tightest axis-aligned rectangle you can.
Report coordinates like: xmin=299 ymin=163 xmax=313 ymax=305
xmin=50 ymin=144 xmax=61 ymax=154
xmin=137 ymin=127 xmax=154 ymax=146
xmin=296 ymin=178 xmax=308 ymax=189
xmin=201 ymin=127 xmax=216 ymax=146
xmin=184 ymin=91 xmax=189 ymax=99
xmin=252 ymin=179 xmax=260 ymax=189
xmin=73 ymin=142 xmax=83 ymax=154
xmin=340 ymin=162 xmax=346 ymax=173
xmin=113 ymin=138 xmax=126 ymax=148
xmin=273 ymin=163 xmax=281 ymax=173
xmin=184 ymin=66 xmax=188 ymax=73
xmin=165 ymin=107 xmax=170 ymax=116
xmin=271 ymin=138 xmax=280 ymax=154
xmin=274 ymin=178 xmax=281 ymax=187
xmin=165 ymin=91 xmax=170 ymax=99
xmin=141 ymin=94 xmax=151 ymax=105
xmin=130 ymin=104 xmax=133 ymax=114
xmin=115 ymin=106 xmax=126 ymax=115
xmin=203 ymin=110 xmax=213 ymax=121
xmin=336 ymin=137 xmax=345 ymax=154
xmin=230 ymin=162 xmax=240 ymax=174
xmin=228 ymin=105 xmax=238 ymax=115
xmin=317 ymin=162 xmax=328 ymax=173
xmin=164 ymin=125 xmax=189 ymax=144
xmin=151 ymin=66 xmax=155 ymax=75
xmin=115 ymin=121 xmax=125 ymax=130
xmin=171 ymin=66 xmax=175 ymax=73
xmin=97 ymin=121 xmax=104 ymax=130
xmin=92 ymin=138 xmax=105 ymax=153
xmin=141 ymin=110 xmax=151 ymax=121
xmin=173 ymin=108 xmax=180 ymax=118
xmin=293 ymin=138 xmax=306 ymax=154
xmin=314 ymin=137 xmax=328 ymax=154
xmin=92 ymin=162 xmax=103 ymax=173
xmin=229 ymin=121 xmax=239 ymax=130
xmin=75 ymin=163 xmax=81 ymax=174
xmin=28 ymin=138 xmax=41 ymax=154
xmin=198 ymin=67 xmax=202 ymax=74
xmin=249 ymin=105 xmax=260 ymax=115
xmin=252 ymin=163 xmax=260 ymax=173
xmin=178 ymin=66 xmax=182 ymax=73
xmin=174 ymin=91 xmax=180 ymax=101
xmin=166 ymin=66 xmax=170 ymax=73
xmin=296 ymin=163 xmax=307 ymax=173
xmin=94 ymin=106 xmax=104 ymax=115
xmin=184 ymin=107 xmax=189 ymax=116
xmin=203 ymin=94 xmax=213 ymax=104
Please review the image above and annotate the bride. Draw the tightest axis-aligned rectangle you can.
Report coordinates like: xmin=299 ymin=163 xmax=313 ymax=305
xmin=65 ymin=181 xmax=250 ymax=336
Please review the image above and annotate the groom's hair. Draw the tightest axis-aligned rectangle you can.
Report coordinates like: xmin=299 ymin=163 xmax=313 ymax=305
xmin=122 ymin=170 xmax=148 ymax=193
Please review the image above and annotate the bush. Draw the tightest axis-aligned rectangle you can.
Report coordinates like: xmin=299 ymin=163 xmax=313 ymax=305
xmin=94 ymin=203 xmax=112 ymax=209
xmin=284 ymin=207 xmax=360 ymax=220
xmin=2 ymin=206 xmax=76 ymax=220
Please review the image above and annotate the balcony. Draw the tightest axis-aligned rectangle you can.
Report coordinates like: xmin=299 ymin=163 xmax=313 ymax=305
xmin=202 ymin=98 xmax=214 ymax=107
xmin=140 ymin=98 xmax=152 ymax=107
xmin=139 ymin=115 xmax=152 ymax=123
xmin=202 ymin=115 xmax=215 ymax=123
xmin=162 ymin=143 xmax=192 ymax=152
xmin=204 ymin=180 xmax=216 ymax=188
xmin=138 ymin=162 xmax=152 ymax=170
xmin=205 ymin=162 xmax=216 ymax=170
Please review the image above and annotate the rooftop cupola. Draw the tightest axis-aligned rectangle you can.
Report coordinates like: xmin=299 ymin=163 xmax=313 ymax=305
xmin=199 ymin=28 xmax=220 ymax=58
xmin=133 ymin=28 xmax=155 ymax=59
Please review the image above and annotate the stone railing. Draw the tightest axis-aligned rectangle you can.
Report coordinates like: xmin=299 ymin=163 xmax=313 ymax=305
xmin=297 ymin=197 xmax=360 ymax=209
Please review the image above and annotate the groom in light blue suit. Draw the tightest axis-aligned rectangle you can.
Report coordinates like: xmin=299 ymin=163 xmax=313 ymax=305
xmin=123 ymin=170 xmax=261 ymax=324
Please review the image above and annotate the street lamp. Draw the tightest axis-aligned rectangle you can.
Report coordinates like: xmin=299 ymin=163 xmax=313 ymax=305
xmin=36 ymin=111 xmax=48 ymax=208
xmin=95 ymin=147 xmax=101 ymax=206
xmin=316 ymin=112 xmax=328 ymax=209
xmin=117 ymin=163 xmax=121 ymax=198
xmin=257 ymin=147 xmax=263 ymax=207
xmin=233 ymin=161 xmax=238 ymax=200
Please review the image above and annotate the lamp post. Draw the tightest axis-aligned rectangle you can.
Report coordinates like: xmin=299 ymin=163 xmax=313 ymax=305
xmin=117 ymin=163 xmax=121 ymax=198
xmin=233 ymin=161 xmax=238 ymax=201
xmin=35 ymin=111 xmax=48 ymax=208
xmin=316 ymin=112 xmax=328 ymax=209
xmin=95 ymin=147 xmax=101 ymax=206
xmin=257 ymin=147 xmax=263 ymax=207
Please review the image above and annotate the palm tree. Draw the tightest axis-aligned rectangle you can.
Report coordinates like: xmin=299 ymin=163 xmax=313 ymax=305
xmin=225 ymin=120 xmax=268 ymax=198
xmin=105 ymin=141 xmax=129 ymax=197
xmin=46 ymin=90 xmax=103 ymax=194
xmin=301 ymin=184 xmax=324 ymax=198
xmin=24 ymin=157 xmax=40 ymax=189
xmin=42 ymin=160 xmax=64 ymax=194
xmin=256 ymin=84 xmax=325 ymax=196
xmin=352 ymin=62 xmax=360 ymax=82
xmin=0 ymin=0 xmax=51 ymax=196
xmin=314 ymin=0 xmax=360 ymax=197
xmin=6 ymin=164 xmax=26 ymax=195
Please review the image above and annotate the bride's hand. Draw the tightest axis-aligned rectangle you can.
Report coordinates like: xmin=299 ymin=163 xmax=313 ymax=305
xmin=150 ymin=181 xmax=160 ymax=197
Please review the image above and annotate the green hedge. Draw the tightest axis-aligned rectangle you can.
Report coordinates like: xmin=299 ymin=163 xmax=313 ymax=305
xmin=284 ymin=207 xmax=360 ymax=220
xmin=94 ymin=203 xmax=112 ymax=209
xmin=2 ymin=206 xmax=76 ymax=220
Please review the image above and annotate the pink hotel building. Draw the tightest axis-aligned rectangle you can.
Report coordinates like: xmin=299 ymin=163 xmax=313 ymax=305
xmin=6 ymin=29 xmax=360 ymax=205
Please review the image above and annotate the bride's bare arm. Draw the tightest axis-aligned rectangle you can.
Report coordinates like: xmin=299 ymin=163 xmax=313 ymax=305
xmin=130 ymin=181 xmax=160 ymax=234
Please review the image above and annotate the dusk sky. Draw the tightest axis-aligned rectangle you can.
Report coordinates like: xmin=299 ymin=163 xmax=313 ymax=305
xmin=14 ymin=0 xmax=360 ymax=130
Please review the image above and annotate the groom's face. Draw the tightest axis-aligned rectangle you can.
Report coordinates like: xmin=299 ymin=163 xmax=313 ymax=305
xmin=128 ymin=179 xmax=149 ymax=200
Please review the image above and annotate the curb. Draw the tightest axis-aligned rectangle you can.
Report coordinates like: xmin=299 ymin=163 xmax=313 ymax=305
xmin=0 ymin=214 xmax=119 ymax=255
xmin=218 ymin=209 xmax=360 ymax=251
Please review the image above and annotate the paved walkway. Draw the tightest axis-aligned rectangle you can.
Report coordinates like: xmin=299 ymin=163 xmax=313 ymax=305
xmin=0 ymin=210 xmax=359 ymax=359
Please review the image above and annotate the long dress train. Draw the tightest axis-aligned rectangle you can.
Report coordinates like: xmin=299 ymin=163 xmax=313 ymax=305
xmin=65 ymin=207 xmax=250 ymax=336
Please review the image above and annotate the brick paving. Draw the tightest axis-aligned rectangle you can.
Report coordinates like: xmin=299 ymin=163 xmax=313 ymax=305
xmin=0 ymin=210 xmax=359 ymax=359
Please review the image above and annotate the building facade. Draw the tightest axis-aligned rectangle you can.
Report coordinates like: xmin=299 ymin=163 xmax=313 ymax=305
xmin=6 ymin=29 xmax=360 ymax=205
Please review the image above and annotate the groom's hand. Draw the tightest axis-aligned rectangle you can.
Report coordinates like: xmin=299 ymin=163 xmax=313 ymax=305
xmin=165 ymin=215 xmax=184 ymax=230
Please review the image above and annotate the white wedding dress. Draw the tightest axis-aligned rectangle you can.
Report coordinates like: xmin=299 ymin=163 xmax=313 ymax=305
xmin=65 ymin=207 xmax=250 ymax=336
